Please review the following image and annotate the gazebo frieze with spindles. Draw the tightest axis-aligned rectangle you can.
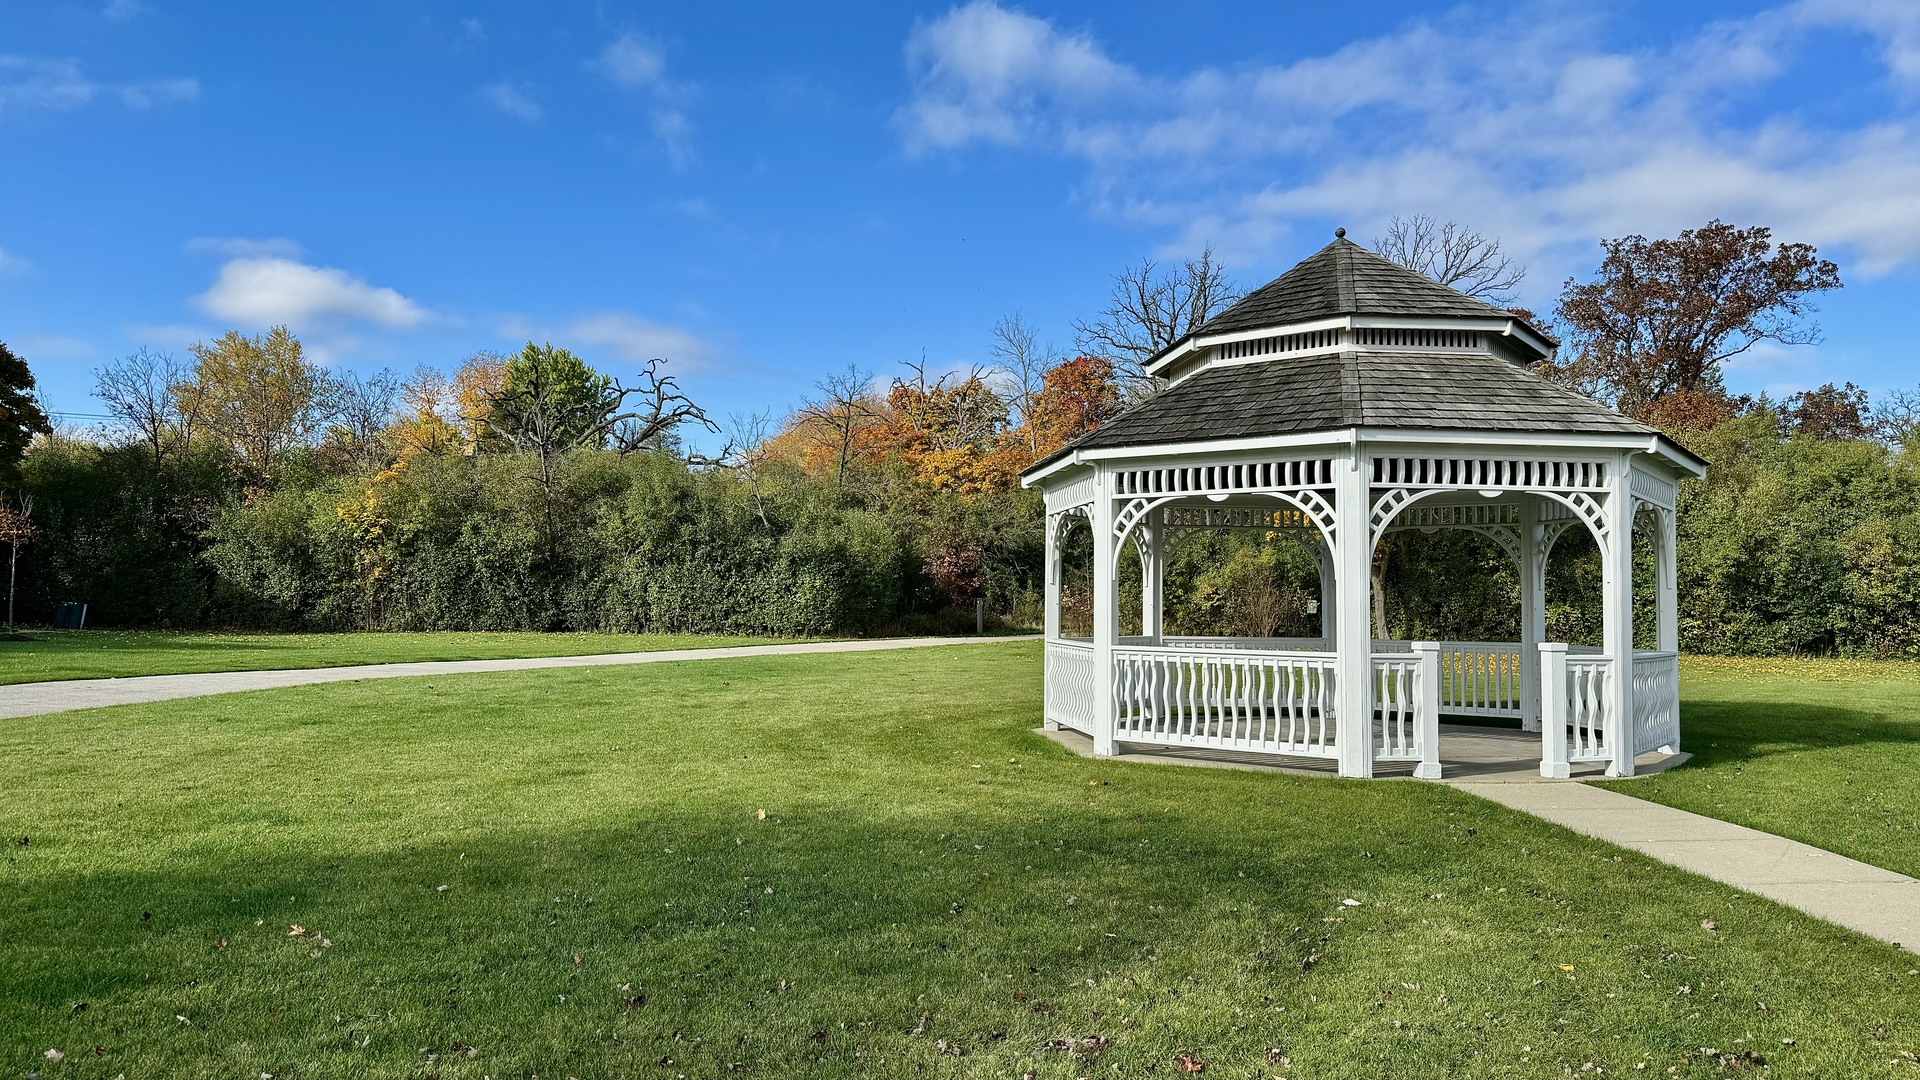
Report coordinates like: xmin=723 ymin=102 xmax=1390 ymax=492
xmin=1023 ymin=231 xmax=1703 ymax=780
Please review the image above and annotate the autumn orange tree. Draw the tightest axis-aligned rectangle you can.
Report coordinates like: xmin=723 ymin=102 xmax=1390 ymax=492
xmin=866 ymin=362 xmax=1017 ymax=495
xmin=1019 ymin=355 xmax=1120 ymax=455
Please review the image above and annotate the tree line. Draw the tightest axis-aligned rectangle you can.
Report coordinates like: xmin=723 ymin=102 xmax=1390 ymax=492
xmin=3 ymin=217 xmax=1919 ymax=655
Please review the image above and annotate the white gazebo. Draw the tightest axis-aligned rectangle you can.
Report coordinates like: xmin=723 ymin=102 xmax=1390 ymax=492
xmin=1023 ymin=231 xmax=1704 ymax=780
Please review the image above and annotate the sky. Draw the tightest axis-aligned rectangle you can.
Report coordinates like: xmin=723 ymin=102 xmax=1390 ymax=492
xmin=3 ymin=0 xmax=1919 ymax=453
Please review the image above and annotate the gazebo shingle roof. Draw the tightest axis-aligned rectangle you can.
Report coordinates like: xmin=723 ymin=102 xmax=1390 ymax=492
xmin=1192 ymin=236 xmax=1518 ymax=337
xmin=1029 ymin=350 xmax=1656 ymax=466
xmin=1020 ymin=234 xmax=1671 ymax=476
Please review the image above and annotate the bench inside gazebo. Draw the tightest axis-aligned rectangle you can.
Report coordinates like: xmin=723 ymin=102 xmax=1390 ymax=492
xmin=1022 ymin=230 xmax=1704 ymax=780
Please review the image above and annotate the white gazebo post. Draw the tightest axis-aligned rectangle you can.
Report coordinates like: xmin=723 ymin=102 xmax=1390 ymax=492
xmin=1090 ymin=467 xmax=1119 ymax=757
xmin=1043 ymin=515 xmax=1062 ymax=643
xmin=1315 ymin=539 xmax=1337 ymax=648
xmin=1603 ymin=456 xmax=1636 ymax=777
xmin=1140 ymin=514 xmax=1165 ymax=644
xmin=1334 ymin=446 xmax=1374 ymax=778
xmin=1656 ymin=505 xmax=1679 ymax=655
xmin=1518 ymin=496 xmax=1546 ymax=733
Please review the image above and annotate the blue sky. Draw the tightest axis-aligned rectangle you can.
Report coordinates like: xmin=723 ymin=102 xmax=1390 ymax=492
xmin=4 ymin=0 xmax=1918 ymax=451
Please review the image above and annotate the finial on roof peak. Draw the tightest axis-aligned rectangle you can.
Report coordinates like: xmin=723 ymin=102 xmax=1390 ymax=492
xmin=1334 ymin=227 xmax=1346 ymax=239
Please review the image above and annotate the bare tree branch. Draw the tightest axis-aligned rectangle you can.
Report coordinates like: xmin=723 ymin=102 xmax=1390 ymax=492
xmin=721 ymin=410 xmax=775 ymax=528
xmin=990 ymin=313 xmax=1054 ymax=455
xmin=328 ymin=368 xmax=402 ymax=467
xmin=1373 ymin=215 xmax=1525 ymax=303
xmin=798 ymin=363 xmax=877 ymax=488
xmin=603 ymin=358 xmax=721 ymax=456
xmin=94 ymin=347 xmax=192 ymax=469
xmin=1073 ymin=246 xmax=1243 ymax=399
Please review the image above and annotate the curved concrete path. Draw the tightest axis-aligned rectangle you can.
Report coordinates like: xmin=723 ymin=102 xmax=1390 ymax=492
xmin=0 ymin=635 xmax=1037 ymax=720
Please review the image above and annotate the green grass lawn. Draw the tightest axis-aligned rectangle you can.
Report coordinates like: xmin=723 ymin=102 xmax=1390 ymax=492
xmin=4 ymin=642 xmax=1918 ymax=1078
xmin=1594 ymin=655 xmax=1920 ymax=879
xmin=0 ymin=629 xmax=818 ymax=685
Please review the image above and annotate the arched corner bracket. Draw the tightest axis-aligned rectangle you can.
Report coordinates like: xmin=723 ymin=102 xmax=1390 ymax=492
xmin=1112 ymin=496 xmax=1159 ymax=543
xmin=1129 ymin=520 xmax=1153 ymax=562
xmin=1368 ymin=488 xmax=1420 ymax=552
xmin=1049 ymin=504 xmax=1091 ymax=542
xmin=1536 ymin=518 xmax=1577 ymax=560
xmin=1540 ymin=490 xmax=1610 ymax=550
xmin=1481 ymin=524 xmax=1522 ymax=566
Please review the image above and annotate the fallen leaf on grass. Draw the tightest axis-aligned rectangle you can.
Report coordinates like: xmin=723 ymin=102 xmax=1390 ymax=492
xmin=1175 ymin=1051 xmax=1207 ymax=1072
xmin=44 ymin=1050 xmax=64 ymax=1062
xmin=287 ymin=925 xmax=305 ymax=936
xmin=1267 ymin=1049 xmax=1292 ymax=1067
xmin=1040 ymin=1035 xmax=1110 ymax=1061
xmin=1701 ymin=919 xmax=1718 ymax=932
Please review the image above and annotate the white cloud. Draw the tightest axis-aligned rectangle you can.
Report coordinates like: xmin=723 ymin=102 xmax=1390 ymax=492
xmin=651 ymin=108 xmax=694 ymax=168
xmin=481 ymin=80 xmax=542 ymax=123
xmin=897 ymin=1 xmax=1920 ymax=283
xmin=185 ymin=236 xmax=303 ymax=259
xmin=0 ymin=246 xmax=30 ymax=275
xmin=0 ymin=56 xmax=197 ymax=115
xmin=196 ymin=258 xmax=426 ymax=329
xmin=460 ymin=17 xmax=485 ymax=41
xmin=498 ymin=312 xmax=713 ymax=369
xmin=102 ymin=0 xmax=150 ymax=22
xmin=595 ymin=33 xmax=667 ymax=89
xmin=899 ymin=1 xmax=1132 ymax=152
xmin=592 ymin=33 xmax=695 ymax=167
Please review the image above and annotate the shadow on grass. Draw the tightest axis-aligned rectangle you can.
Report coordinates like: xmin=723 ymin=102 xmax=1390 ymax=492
xmin=1673 ymin=698 xmax=1920 ymax=766
xmin=6 ymin=781 xmax=1919 ymax=1079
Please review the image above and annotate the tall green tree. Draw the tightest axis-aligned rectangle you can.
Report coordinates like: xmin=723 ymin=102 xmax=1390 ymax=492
xmin=0 ymin=340 xmax=53 ymax=484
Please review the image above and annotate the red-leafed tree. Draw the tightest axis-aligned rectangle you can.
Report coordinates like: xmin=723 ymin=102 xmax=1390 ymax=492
xmin=1550 ymin=221 xmax=1841 ymax=423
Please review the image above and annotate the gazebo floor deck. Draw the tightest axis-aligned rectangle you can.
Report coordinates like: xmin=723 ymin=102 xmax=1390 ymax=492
xmin=1041 ymin=721 xmax=1688 ymax=783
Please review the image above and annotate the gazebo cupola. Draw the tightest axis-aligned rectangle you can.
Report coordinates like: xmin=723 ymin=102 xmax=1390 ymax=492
xmin=1022 ymin=230 xmax=1705 ymax=780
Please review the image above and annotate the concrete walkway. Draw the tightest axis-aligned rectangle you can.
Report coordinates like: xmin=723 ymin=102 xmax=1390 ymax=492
xmin=0 ymin=636 xmax=1036 ymax=720
xmin=1046 ymin=723 xmax=1920 ymax=953
xmin=1454 ymin=778 xmax=1920 ymax=952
